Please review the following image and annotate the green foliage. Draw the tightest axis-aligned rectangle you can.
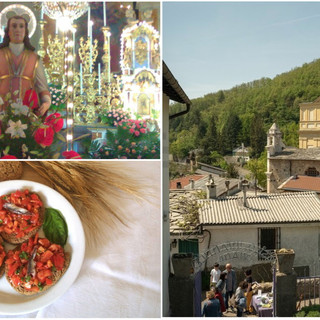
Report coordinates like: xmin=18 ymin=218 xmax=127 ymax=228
xmin=295 ymin=305 xmax=320 ymax=317
xmin=169 ymin=162 xmax=194 ymax=179
xmin=170 ymin=58 xmax=320 ymax=157
xmin=245 ymin=151 xmax=267 ymax=188
xmin=170 ymin=127 xmax=197 ymax=159
xmin=89 ymin=120 xmax=160 ymax=159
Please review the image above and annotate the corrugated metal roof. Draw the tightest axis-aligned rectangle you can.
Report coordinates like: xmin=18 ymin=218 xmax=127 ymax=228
xmin=199 ymin=192 xmax=320 ymax=225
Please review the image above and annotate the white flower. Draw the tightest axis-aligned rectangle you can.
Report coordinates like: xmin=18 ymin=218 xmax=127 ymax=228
xmin=5 ymin=120 xmax=28 ymax=138
xmin=0 ymin=97 xmax=4 ymax=105
xmin=11 ymin=100 xmax=29 ymax=116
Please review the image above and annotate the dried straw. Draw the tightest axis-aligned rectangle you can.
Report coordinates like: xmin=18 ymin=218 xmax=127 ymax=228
xmin=25 ymin=161 xmax=145 ymax=248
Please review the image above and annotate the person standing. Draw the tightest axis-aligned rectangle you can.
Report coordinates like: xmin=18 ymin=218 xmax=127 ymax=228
xmin=210 ymin=263 xmax=221 ymax=289
xmin=244 ymin=269 xmax=254 ymax=314
xmin=202 ymin=291 xmax=221 ymax=317
xmin=223 ymin=263 xmax=237 ymax=311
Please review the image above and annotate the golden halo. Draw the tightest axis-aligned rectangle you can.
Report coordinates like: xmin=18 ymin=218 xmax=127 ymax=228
xmin=0 ymin=4 xmax=37 ymax=38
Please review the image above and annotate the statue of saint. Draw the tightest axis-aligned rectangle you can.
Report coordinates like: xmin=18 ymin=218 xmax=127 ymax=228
xmin=0 ymin=15 xmax=51 ymax=115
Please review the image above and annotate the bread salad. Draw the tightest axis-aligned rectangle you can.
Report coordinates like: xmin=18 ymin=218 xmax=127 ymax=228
xmin=5 ymin=234 xmax=70 ymax=294
xmin=0 ymin=189 xmax=69 ymax=295
xmin=0 ymin=189 xmax=44 ymax=244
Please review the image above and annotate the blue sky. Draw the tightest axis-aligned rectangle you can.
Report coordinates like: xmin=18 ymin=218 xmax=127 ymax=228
xmin=163 ymin=2 xmax=320 ymax=99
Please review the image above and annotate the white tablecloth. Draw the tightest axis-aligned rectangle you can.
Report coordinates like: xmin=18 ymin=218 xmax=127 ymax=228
xmin=0 ymin=161 xmax=161 ymax=318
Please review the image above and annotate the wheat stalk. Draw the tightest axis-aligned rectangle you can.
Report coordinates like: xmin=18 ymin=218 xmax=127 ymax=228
xmin=25 ymin=161 xmax=146 ymax=247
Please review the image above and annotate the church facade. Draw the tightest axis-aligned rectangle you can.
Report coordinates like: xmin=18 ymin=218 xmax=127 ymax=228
xmin=299 ymin=97 xmax=320 ymax=149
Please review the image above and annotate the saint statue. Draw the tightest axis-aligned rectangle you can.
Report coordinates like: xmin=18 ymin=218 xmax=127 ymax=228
xmin=0 ymin=15 xmax=51 ymax=116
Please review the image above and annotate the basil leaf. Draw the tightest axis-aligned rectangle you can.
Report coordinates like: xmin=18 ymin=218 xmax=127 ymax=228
xmin=19 ymin=251 xmax=28 ymax=259
xmin=43 ymin=208 xmax=68 ymax=246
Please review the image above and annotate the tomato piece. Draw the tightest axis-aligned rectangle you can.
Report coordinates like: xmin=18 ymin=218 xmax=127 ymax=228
xmin=8 ymin=261 xmax=20 ymax=277
xmin=52 ymin=254 xmax=65 ymax=270
xmin=11 ymin=275 xmax=21 ymax=287
xmin=40 ymin=250 xmax=54 ymax=263
xmin=37 ymin=269 xmax=52 ymax=282
xmin=45 ymin=278 xmax=53 ymax=286
xmin=38 ymin=238 xmax=51 ymax=248
xmin=5 ymin=258 xmax=15 ymax=265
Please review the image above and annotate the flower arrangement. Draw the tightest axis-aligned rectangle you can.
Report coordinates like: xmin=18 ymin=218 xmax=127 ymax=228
xmin=100 ymin=107 xmax=131 ymax=127
xmin=49 ymin=84 xmax=66 ymax=112
xmin=89 ymin=119 xmax=160 ymax=159
xmin=0 ymin=90 xmax=65 ymax=159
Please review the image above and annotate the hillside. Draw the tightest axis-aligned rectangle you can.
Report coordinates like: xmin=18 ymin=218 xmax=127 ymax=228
xmin=169 ymin=58 xmax=320 ymax=160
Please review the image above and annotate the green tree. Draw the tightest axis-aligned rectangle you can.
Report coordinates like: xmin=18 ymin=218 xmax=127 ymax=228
xmin=170 ymin=128 xmax=197 ymax=159
xmin=245 ymin=151 xmax=267 ymax=190
xmin=250 ymin=113 xmax=266 ymax=158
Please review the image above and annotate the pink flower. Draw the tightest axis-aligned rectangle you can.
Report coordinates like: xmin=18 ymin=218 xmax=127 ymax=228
xmin=140 ymin=128 xmax=146 ymax=134
xmin=44 ymin=113 xmax=64 ymax=132
xmin=34 ymin=126 xmax=55 ymax=147
xmin=129 ymin=128 xmax=135 ymax=134
xmin=1 ymin=155 xmax=17 ymax=159
xmin=134 ymin=131 xmax=140 ymax=137
xmin=62 ymin=150 xmax=82 ymax=159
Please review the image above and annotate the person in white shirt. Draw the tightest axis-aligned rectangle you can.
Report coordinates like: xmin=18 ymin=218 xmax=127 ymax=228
xmin=210 ymin=262 xmax=221 ymax=289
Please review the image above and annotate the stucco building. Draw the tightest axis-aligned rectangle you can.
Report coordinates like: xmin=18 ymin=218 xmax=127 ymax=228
xmin=299 ymin=97 xmax=320 ymax=149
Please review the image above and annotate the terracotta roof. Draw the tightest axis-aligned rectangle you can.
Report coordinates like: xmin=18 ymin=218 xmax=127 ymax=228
xmin=278 ymin=175 xmax=320 ymax=193
xmin=170 ymin=175 xmax=205 ymax=189
xmin=198 ymin=192 xmax=320 ymax=225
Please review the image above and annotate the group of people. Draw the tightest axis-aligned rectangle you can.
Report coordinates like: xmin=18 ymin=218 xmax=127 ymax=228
xmin=202 ymin=263 xmax=254 ymax=317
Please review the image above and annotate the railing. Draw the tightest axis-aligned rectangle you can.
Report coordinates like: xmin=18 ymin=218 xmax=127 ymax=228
xmin=297 ymin=276 xmax=320 ymax=310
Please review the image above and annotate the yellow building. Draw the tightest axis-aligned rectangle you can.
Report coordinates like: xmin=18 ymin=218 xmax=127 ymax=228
xmin=299 ymin=97 xmax=320 ymax=148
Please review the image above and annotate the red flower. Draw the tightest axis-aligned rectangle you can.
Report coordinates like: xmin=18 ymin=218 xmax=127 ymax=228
xmin=134 ymin=131 xmax=140 ymax=137
xmin=45 ymin=113 xmax=64 ymax=132
xmin=129 ymin=128 xmax=135 ymax=134
xmin=140 ymin=128 xmax=146 ymax=134
xmin=34 ymin=126 xmax=54 ymax=147
xmin=62 ymin=150 xmax=82 ymax=159
xmin=1 ymin=155 xmax=17 ymax=159
xmin=23 ymin=89 xmax=39 ymax=109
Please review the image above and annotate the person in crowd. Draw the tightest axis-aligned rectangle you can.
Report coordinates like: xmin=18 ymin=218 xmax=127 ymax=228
xmin=210 ymin=262 xmax=221 ymax=289
xmin=202 ymin=290 xmax=221 ymax=317
xmin=235 ymin=281 xmax=248 ymax=317
xmin=214 ymin=286 xmax=226 ymax=315
xmin=223 ymin=263 xmax=237 ymax=311
xmin=244 ymin=269 xmax=254 ymax=314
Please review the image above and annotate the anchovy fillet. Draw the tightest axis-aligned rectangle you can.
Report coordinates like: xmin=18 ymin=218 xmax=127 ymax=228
xmin=3 ymin=203 xmax=32 ymax=215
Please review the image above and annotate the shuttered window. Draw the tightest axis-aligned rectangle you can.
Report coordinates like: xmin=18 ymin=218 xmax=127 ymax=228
xmin=178 ymin=239 xmax=199 ymax=258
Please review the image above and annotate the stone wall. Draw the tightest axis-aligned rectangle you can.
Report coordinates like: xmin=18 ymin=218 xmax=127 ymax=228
xmin=268 ymin=158 xmax=320 ymax=193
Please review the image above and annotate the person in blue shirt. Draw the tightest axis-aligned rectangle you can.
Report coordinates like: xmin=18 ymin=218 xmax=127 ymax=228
xmin=202 ymin=291 xmax=221 ymax=317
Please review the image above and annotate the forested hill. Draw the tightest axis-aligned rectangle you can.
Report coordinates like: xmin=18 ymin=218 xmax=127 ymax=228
xmin=169 ymin=58 xmax=320 ymax=160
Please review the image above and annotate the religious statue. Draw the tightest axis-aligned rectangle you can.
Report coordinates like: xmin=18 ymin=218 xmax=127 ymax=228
xmin=0 ymin=15 xmax=51 ymax=116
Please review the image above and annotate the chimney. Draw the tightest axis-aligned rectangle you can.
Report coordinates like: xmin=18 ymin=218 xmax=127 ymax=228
xmin=176 ymin=181 xmax=182 ymax=189
xmin=189 ymin=178 xmax=195 ymax=190
xmin=206 ymin=175 xmax=216 ymax=199
xmin=241 ymin=181 xmax=250 ymax=207
xmin=225 ymin=180 xmax=230 ymax=196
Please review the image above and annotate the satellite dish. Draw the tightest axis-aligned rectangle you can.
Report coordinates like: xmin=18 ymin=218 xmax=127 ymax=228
xmin=0 ymin=4 xmax=37 ymax=38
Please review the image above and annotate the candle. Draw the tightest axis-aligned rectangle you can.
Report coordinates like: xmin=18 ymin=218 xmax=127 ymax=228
xmin=87 ymin=6 xmax=91 ymax=37
xmin=72 ymin=28 xmax=75 ymax=56
xmin=103 ymin=2 xmax=106 ymax=26
xmin=40 ymin=4 xmax=44 ymax=20
xmin=98 ymin=63 xmax=101 ymax=95
xmin=80 ymin=63 xmax=83 ymax=95
xmin=55 ymin=21 xmax=58 ymax=35
xmin=89 ymin=43 xmax=92 ymax=73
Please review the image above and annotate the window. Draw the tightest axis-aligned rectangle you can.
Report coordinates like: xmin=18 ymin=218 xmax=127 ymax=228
xmin=258 ymin=227 xmax=280 ymax=260
xmin=305 ymin=167 xmax=319 ymax=177
xmin=179 ymin=239 xmax=199 ymax=258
